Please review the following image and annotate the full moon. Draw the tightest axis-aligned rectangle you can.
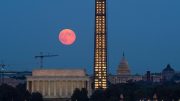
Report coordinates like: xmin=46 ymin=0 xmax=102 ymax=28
xmin=59 ymin=29 xmax=76 ymax=45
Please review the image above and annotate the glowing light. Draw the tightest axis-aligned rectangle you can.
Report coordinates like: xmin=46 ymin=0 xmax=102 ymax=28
xmin=59 ymin=29 xmax=76 ymax=45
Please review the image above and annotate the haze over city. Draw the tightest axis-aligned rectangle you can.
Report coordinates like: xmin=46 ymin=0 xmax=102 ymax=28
xmin=0 ymin=0 xmax=180 ymax=74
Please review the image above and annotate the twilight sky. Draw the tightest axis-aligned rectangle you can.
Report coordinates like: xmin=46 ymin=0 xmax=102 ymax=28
xmin=0 ymin=0 xmax=180 ymax=74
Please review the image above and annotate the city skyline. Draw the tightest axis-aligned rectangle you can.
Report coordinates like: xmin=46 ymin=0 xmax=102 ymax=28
xmin=0 ymin=0 xmax=180 ymax=74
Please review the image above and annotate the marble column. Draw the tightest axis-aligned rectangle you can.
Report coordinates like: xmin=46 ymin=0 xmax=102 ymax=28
xmin=65 ymin=80 xmax=67 ymax=97
xmin=60 ymin=81 xmax=62 ymax=97
xmin=71 ymin=81 xmax=74 ymax=95
xmin=67 ymin=80 xmax=69 ymax=96
xmin=69 ymin=80 xmax=72 ymax=96
xmin=79 ymin=81 xmax=81 ymax=89
xmin=42 ymin=80 xmax=45 ymax=96
xmin=37 ymin=80 xmax=39 ymax=91
xmin=27 ymin=81 xmax=29 ymax=91
xmin=80 ymin=80 xmax=83 ymax=89
xmin=82 ymin=80 xmax=84 ymax=88
xmin=56 ymin=81 xmax=59 ymax=96
xmin=74 ymin=81 xmax=76 ymax=89
xmin=62 ymin=80 xmax=64 ymax=96
xmin=87 ymin=80 xmax=91 ymax=96
xmin=54 ymin=81 xmax=56 ymax=97
xmin=48 ymin=80 xmax=50 ymax=96
xmin=76 ymin=80 xmax=79 ymax=88
xmin=32 ymin=80 xmax=34 ymax=93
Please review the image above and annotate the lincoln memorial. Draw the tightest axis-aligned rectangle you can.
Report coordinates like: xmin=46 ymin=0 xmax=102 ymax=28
xmin=26 ymin=69 xmax=91 ymax=99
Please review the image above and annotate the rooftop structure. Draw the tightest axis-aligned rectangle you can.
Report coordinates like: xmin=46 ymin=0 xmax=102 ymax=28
xmin=32 ymin=69 xmax=86 ymax=77
xmin=117 ymin=53 xmax=131 ymax=75
xmin=162 ymin=64 xmax=175 ymax=81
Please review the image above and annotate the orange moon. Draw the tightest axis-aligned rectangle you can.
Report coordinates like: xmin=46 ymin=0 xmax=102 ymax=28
xmin=59 ymin=29 xmax=76 ymax=45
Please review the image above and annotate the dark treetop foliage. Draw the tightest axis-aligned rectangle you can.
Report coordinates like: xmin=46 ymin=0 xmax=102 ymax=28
xmin=0 ymin=83 xmax=43 ymax=101
xmin=71 ymin=88 xmax=89 ymax=101
xmin=90 ymin=81 xmax=180 ymax=101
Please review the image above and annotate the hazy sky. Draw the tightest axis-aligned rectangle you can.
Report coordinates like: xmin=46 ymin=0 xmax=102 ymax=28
xmin=0 ymin=0 xmax=180 ymax=74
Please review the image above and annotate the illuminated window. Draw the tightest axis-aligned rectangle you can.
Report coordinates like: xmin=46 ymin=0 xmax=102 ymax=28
xmin=94 ymin=0 xmax=107 ymax=89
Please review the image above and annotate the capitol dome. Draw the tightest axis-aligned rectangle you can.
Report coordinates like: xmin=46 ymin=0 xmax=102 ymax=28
xmin=162 ymin=64 xmax=175 ymax=81
xmin=162 ymin=64 xmax=175 ymax=72
xmin=117 ymin=53 xmax=131 ymax=75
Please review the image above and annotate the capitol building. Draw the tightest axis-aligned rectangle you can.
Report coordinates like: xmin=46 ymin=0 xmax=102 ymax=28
xmin=109 ymin=53 xmax=142 ymax=84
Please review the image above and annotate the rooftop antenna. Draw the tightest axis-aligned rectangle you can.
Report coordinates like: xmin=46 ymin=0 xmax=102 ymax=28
xmin=35 ymin=52 xmax=58 ymax=69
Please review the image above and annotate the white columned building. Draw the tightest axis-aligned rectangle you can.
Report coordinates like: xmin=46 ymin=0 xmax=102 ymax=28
xmin=26 ymin=69 xmax=91 ymax=99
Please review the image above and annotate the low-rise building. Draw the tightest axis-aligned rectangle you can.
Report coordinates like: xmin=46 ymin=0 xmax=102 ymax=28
xmin=26 ymin=69 xmax=91 ymax=100
xmin=0 ymin=77 xmax=24 ymax=87
xmin=162 ymin=64 xmax=175 ymax=81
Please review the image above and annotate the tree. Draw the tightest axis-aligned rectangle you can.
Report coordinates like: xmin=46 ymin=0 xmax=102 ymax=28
xmin=90 ymin=88 xmax=106 ymax=101
xmin=79 ymin=88 xmax=89 ymax=101
xmin=104 ymin=85 xmax=119 ymax=101
xmin=16 ymin=83 xmax=31 ymax=101
xmin=24 ymin=90 xmax=31 ymax=101
xmin=30 ymin=92 xmax=43 ymax=101
xmin=0 ymin=84 xmax=19 ymax=101
xmin=71 ymin=88 xmax=81 ymax=101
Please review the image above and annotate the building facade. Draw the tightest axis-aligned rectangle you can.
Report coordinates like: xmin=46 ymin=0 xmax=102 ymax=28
xmin=0 ymin=77 xmax=24 ymax=87
xmin=109 ymin=53 xmax=143 ymax=84
xmin=117 ymin=53 xmax=131 ymax=76
xmin=94 ymin=0 xmax=108 ymax=89
xmin=142 ymin=71 xmax=162 ymax=82
xmin=26 ymin=69 xmax=91 ymax=99
xmin=162 ymin=64 xmax=175 ymax=81
xmin=109 ymin=74 xmax=143 ymax=84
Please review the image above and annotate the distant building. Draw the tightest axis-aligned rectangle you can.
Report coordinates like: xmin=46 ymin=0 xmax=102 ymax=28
xmin=151 ymin=73 xmax=162 ymax=83
xmin=26 ymin=69 xmax=91 ymax=100
xmin=109 ymin=75 xmax=131 ymax=84
xmin=142 ymin=71 xmax=162 ymax=83
xmin=0 ymin=77 xmax=24 ymax=87
xmin=146 ymin=71 xmax=151 ymax=81
xmin=0 ymin=71 xmax=31 ymax=87
xmin=109 ymin=53 xmax=142 ymax=84
xmin=131 ymin=75 xmax=143 ymax=82
xmin=109 ymin=74 xmax=143 ymax=84
xmin=117 ymin=53 xmax=131 ymax=76
xmin=162 ymin=64 xmax=175 ymax=81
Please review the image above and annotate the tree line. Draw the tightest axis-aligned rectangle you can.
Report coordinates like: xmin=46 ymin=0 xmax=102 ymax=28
xmin=71 ymin=81 xmax=180 ymax=101
xmin=0 ymin=83 xmax=43 ymax=101
xmin=1 ymin=81 xmax=180 ymax=101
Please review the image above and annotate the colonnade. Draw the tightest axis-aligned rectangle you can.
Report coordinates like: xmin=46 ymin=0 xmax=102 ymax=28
xmin=27 ymin=79 xmax=90 ymax=98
